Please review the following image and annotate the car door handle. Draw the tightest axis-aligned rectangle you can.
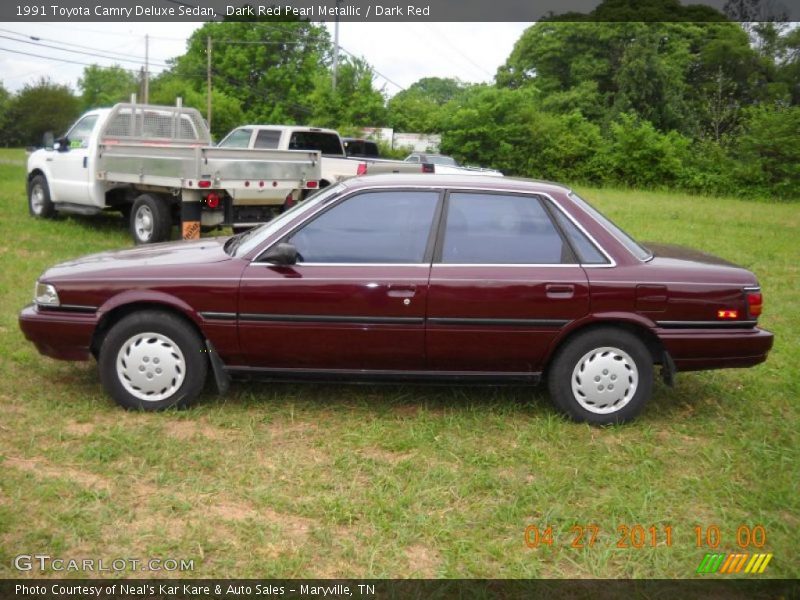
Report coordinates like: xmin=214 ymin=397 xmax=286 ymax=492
xmin=387 ymin=284 xmax=417 ymax=298
xmin=545 ymin=284 xmax=575 ymax=299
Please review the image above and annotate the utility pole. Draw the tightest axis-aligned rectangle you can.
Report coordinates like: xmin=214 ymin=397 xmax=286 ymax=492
xmin=206 ymin=35 xmax=212 ymax=130
xmin=143 ymin=33 xmax=149 ymax=104
xmin=332 ymin=0 xmax=341 ymax=90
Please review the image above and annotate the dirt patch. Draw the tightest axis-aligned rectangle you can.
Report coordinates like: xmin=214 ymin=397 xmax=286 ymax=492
xmin=202 ymin=498 xmax=315 ymax=539
xmin=359 ymin=446 xmax=415 ymax=465
xmin=64 ymin=421 xmax=95 ymax=436
xmin=162 ymin=419 xmax=228 ymax=441
xmin=404 ymin=544 xmax=441 ymax=577
xmin=4 ymin=455 xmax=112 ymax=492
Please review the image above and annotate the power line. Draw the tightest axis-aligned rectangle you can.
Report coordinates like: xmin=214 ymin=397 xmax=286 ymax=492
xmin=0 ymin=32 xmax=170 ymax=68
xmin=421 ymin=23 xmax=495 ymax=79
xmin=0 ymin=45 xmax=141 ymax=72
xmin=0 ymin=27 xmax=160 ymax=65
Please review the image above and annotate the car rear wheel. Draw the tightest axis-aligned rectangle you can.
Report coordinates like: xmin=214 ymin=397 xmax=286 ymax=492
xmin=130 ymin=194 xmax=172 ymax=245
xmin=547 ymin=328 xmax=653 ymax=425
xmin=98 ymin=311 xmax=207 ymax=411
xmin=29 ymin=174 xmax=55 ymax=218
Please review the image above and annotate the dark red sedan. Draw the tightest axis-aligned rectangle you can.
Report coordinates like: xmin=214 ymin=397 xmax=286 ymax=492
xmin=19 ymin=175 xmax=773 ymax=424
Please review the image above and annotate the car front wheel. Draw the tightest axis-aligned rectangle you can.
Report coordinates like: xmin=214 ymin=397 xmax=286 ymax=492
xmin=98 ymin=311 xmax=207 ymax=411
xmin=548 ymin=328 xmax=653 ymax=425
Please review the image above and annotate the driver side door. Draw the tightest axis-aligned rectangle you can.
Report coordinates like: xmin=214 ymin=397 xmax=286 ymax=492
xmin=238 ymin=188 xmax=443 ymax=371
xmin=47 ymin=114 xmax=99 ymax=205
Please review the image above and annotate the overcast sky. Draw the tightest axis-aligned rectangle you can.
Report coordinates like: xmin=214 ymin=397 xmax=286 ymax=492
xmin=0 ymin=22 xmax=531 ymax=97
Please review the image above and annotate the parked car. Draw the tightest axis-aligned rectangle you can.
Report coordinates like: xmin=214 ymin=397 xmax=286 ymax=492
xmin=404 ymin=153 xmax=503 ymax=176
xmin=19 ymin=175 xmax=773 ymax=424
xmin=342 ymin=137 xmax=380 ymax=159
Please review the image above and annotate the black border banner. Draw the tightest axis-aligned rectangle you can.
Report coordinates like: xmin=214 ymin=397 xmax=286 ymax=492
xmin=1 ymin=579 xmax=799 ymax=600
xmin=4 ymin=0 xmax=800 ymax=22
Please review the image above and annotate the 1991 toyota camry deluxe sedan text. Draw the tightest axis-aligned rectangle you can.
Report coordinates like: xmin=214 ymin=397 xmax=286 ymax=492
xmin=19 ymin=175 xmax=773 ymax=424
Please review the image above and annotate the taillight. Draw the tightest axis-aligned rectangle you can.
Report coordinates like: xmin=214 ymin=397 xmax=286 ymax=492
xmin=284 ymin=192 xmax=296 ymax=209
xmin=747 ymin=291 xmax=763 ymax=317
xmin=198 ymin=180 xmax=212 ymax=188
xmin=205 ymin=192 xmax=220 ymax=209
xmin=421 ymin=163 xmax=435 ymax=173
xmin=356 ymin=163 xmax=368 ymax=176
xmin=306 ymin=180 xmax=318 ymax=189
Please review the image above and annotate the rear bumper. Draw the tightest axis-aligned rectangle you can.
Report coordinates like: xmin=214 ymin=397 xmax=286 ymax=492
xmin=18 ymin=304 xmax=97 ymax=361
xmin=657 ymin=326 xmax=774 ymax=371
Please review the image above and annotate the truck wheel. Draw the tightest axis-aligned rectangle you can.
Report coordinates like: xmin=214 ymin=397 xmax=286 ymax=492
xmin=98 ymin=310 xmax=208 ymax=411
xmin=28 ymin=174 xmax=55 ymax=218
xmin=547 ymin=327 xmax=653 ymax=425
xmin=130 ymin=194 xmax=172 ymax=245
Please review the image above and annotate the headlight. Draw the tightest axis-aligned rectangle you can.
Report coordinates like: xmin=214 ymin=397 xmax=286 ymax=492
xmin=34 ymin=281 xmax=60 ymax=307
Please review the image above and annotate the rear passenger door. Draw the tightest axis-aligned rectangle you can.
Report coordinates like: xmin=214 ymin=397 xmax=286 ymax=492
xmin=426 ymin=191 xmax=591 ymax=373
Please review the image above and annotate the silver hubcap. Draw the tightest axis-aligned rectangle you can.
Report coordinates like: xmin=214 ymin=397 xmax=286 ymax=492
xmin=31 ymin=184 xmax=45 ymax=214
xmin=571 ymin=346 xmax=638 ymax=415
xmin=134 ymin=205 xmax=154 ymax=242
xmin=116 ymin=332 xmax=186 ymax=402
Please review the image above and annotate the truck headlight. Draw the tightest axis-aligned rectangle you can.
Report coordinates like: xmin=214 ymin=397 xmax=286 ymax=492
xmin=34 ymin=281 xmax=60 ymax=307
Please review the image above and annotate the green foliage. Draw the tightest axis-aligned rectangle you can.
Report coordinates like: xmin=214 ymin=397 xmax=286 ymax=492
xmin=78 ymin=65 xmax=138 ymax=111
xmin=3 ymin=78 xmax=80 ymax=147
xmin=387 ymin=77 xmax=469 ymax=132
xmin=309 ymin=56 xmax=387 ymax=128
xmin=172 ymin=20 xmax=331 ymax=126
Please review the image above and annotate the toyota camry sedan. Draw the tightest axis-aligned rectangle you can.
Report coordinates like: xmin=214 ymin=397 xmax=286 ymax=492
xmin=19 ymin=175 xmax=773 ymax=424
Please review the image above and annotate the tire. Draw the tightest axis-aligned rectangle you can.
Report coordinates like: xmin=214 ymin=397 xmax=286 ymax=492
xmin=98 ymin=311 xmax=208 ymax=411
xmin=28 ymin=174 xmax=55 ymax=218
xmin=547 ymin=327 xmax=653 ymax=425
xmin=130 ymin=194 xmax=172 ymax=245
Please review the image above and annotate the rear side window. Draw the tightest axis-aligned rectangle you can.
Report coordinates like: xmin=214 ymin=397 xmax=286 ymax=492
xmin=288 ymin=131 xmax=343 ymax=155
xmin=441 ymin=193 xmax=574 ymax=264
xmin=254 ymin=129 xmax=281 ymax=149
xmin=219 ymin=128 xmax=252 ymax=148
xmin=289 ymin=191 xmax=440 ymax=263
xmin=550 ymin=206 xmax=609 ymax=264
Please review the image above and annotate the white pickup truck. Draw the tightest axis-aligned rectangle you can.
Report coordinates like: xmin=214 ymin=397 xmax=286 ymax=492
xmin=26 ymin=102 xmax=321 ymax=244
xmin=218 ymin=125 xmax=426 ymax=188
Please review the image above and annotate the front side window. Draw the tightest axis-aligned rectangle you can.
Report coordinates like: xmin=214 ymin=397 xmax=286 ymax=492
xmin=288 ymin=191 xmax=440 ymax=263
xmin=218 ymin=128 xmax=252 ymax=148
xmin=441 ymin=193 xmax=574 ymax=264
xmin=65 ymin=115 xmax=99 ymax=148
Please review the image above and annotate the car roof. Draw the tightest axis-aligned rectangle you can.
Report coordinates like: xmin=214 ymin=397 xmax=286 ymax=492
xmin=339 ymin=174 xmax=572 ymax=195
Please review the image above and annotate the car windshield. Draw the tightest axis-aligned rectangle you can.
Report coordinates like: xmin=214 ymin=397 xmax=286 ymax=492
xmin=568 ymin=192 xmax=652 ymax=261
xmin=232 ymin=184 xmax=346 ymax=257
xmin=428 ymin=155 xmax=458 ymax=166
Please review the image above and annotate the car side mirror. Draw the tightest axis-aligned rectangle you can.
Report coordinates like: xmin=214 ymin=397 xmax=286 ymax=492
xmin=43 ymin=131 xmax=54 ymax=150
xmin=261 ymin=242 xmax=298 ymax=265
xmin=54 ymin=136 xmax=70 ymax=152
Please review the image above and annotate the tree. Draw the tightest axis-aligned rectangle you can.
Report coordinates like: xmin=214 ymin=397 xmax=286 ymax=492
xmin=387 ymin=77 xmax=469 ymax=132
xmin=171 ymin=19 xmax=331 ymax=126
xmin=309 ymin=56 xmax=387 ymax=128
xmin=78 ymin=65 xmax=138 ymax=110
xmin=4 ymin=78 xmax=80 ymax=147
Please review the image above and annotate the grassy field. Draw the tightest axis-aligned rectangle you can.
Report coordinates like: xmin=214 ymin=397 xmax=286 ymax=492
xmin=0 ymin=147 xmax=797 ymax=579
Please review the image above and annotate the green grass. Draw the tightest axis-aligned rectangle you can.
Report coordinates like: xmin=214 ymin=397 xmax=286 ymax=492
xmin=0 ymin=148 xmax=798 ymax=578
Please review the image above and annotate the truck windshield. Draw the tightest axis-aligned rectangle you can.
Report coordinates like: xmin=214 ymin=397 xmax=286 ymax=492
xmin=233 ymin=184 xmax=345 ymax=257
xmin=288 ymin=132 xmax=343 ymax=156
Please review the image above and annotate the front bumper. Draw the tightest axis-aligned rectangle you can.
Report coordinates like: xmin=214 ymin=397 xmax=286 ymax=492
xmin=18 ymin=304 xmax=98 ymax=361
xmin=658 ymin=326 xmax=774 ymax=371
